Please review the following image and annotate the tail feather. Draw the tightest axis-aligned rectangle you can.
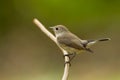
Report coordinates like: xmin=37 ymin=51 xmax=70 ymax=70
xmin=98 ymin=38 xmax=111 ymax=42
xmin=84 ymin=38 xmax=111 ymax=48
xmin=83 ymin=38 xmax=110 ymax=53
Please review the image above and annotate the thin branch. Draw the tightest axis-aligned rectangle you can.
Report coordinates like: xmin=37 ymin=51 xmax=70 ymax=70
xmin=33 ymin=18 xmax=70 ymax=80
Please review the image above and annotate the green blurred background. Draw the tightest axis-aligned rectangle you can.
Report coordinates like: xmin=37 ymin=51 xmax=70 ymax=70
xmin=0 ymin=0 xmax=120 ymax=80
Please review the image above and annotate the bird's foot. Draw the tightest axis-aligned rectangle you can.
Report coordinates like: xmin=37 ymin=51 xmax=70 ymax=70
xmin=64 ymin=54 xmax=71 ymax=66
xmin=63 ymin=53 xmax=76 ymax=67
xmin=64 ymin=61 xmax=71 ymax=66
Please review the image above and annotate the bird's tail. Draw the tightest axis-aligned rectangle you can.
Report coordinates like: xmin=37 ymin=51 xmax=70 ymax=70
xmin=97 ymin=38 xmax=111 ymax=42
xmin=86 ymin=38 xmax=111 ymax=47
xmin=84 ymin=38 xmax=111 ymax=53
xmin=88 ymin=38 xmax=111 ymax=43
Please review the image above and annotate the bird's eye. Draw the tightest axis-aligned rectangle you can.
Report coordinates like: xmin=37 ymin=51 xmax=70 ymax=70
xmin=56 ymin=28 xmax=58 ymax=30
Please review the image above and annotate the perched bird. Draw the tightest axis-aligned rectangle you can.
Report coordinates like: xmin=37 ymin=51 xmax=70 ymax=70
xmin=50 ymin=25 xmax=110 ymax=63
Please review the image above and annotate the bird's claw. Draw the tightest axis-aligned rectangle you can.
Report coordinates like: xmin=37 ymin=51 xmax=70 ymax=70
xmin=64 ymin=61 xmax=71 ymax=67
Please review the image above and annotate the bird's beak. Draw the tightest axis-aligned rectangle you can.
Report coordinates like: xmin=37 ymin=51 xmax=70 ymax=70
xmin=49 ymin=27 xmax=54 ymax=29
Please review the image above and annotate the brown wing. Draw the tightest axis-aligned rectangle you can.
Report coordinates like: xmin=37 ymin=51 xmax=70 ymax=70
xmin=57 ymin=33 xmax=85 ymax=50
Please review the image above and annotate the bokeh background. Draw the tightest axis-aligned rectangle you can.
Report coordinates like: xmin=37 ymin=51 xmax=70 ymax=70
xmin=0 ymin=0 xmax=120 ymax=80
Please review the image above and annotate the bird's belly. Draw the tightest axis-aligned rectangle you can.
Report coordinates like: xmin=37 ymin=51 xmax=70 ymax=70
xmin=60 ymin=44 xmax=83 ymax=54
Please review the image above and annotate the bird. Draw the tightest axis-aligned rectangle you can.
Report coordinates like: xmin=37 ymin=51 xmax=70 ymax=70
xmin=50 ymin=25 xmax=110 ymax=63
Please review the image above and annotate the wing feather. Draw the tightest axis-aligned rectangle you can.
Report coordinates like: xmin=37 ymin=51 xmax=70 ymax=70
xmin=57 ymin=33 xmax=85 ymax=50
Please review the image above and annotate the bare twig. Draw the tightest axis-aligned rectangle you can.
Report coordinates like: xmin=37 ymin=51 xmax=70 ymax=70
xmin=33 ymin=18 xmax=70 ymax=80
